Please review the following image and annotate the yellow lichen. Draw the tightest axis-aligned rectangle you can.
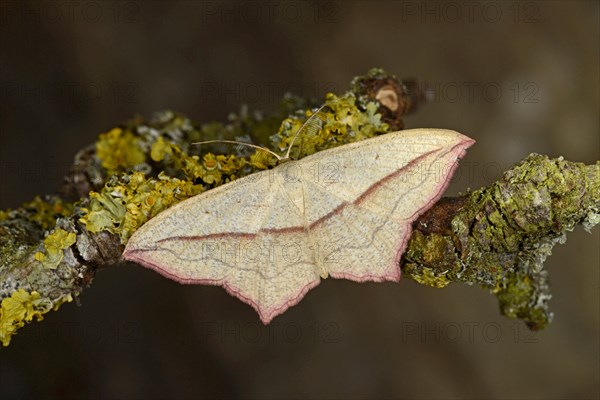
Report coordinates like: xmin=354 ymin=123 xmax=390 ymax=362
xmin=151 ymin=136 xmax=207 ymax=180
xmin=247 ymin=149 xmax=278 ymax=170
xmin=0 ymin=197 xmax=74 ymax=229
xmin=86 ymin=95 xmax=389 ymax=242
xmin=21 ymin=196 xmax=74 ymax=230
xmin=0 ymin=289 xmax=73 ymax=347
xmin=151 ymin=136 xmax=247 ymax=185
xmin=410 ymin=267 xmax=451 ymax=288
xmin=273 ymin=93 xmax=389 ymax=159
xmin=96 ymin=127 xmax=146 ymax=173
xmin=79 ymin=171 xmax=204 ymax=243
xmin=201 ymin=153 xmax=222 ymax=184
xmin=33 ymin=228 xmax=77 ymax=269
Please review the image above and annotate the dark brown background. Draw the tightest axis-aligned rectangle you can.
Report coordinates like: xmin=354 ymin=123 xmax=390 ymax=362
xmin=1 ymin=1 xmax=598 ymax=399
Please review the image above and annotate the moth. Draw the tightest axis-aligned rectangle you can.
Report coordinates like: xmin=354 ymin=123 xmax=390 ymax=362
xmin=123 ymin=104 xmax=474 ymax=323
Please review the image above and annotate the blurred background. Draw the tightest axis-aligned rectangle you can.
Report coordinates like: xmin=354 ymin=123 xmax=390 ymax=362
xmin=0 ymin=1 xmax=598 ymax=399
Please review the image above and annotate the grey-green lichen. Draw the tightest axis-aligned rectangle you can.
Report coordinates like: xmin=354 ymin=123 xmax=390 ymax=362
xmin=0 ymin=214 xmax=83 ymax=346
xmin=403 ymin=155 xmax=600 ymax=330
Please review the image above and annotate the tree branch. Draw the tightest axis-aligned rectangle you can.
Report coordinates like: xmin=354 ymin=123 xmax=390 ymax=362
xmin=1 ymin=68 xmax=598 ymax=346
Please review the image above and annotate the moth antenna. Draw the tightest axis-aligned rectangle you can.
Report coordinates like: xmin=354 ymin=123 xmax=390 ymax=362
xmin=192 ymin=139 xmax=283 ymax=161
xmin=283 ymin=93 xmax=353 ymax=160
xmin=193 ymin=93 xmax=352 ymax=163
